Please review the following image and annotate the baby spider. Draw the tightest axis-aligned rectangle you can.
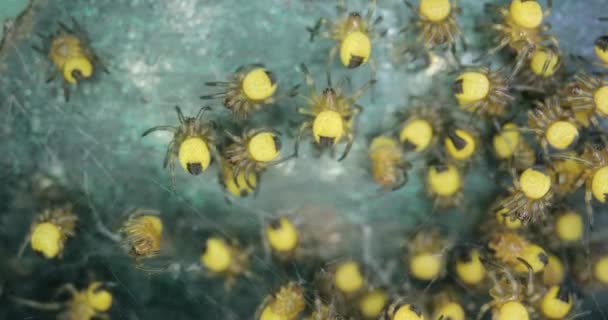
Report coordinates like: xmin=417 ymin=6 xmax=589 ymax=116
xmin=488 ymin=231 xmax=548 ymax=274
xmin=453 ymin=248 xmax=487 ymax=287
xmin=368 ymin=135 xmax=411 ymax=191
xmin=33 ymin=18 xmax=108 ymax=102
xmin=307 ymin=0 xmax=383 ymax=78
xmin=495 ymin=166 xmax=556 ymax=224
xmin=120 ymin=209 xmax=163 ymax=261
xmin=200 ymin=236 xmax=253 ymax=289
xmin=142 ymin=105 xmax=217 ymax=188
xmin=443 ymin=126 xmax=479 ymax=164
xmin=492 ymin=122 xmax=536 ymax=171
xmin=264 ymin=216 xmax=300 ymax=260
xmin=518 ymin=45 xmax=562 ymax=91
xmin=358 ymin=287 xmax=389 ymax=319
xmin=200 ymin=64 xmax=296 ymax=119
xmin=549 ymin=151 xmax=585 ymax=197
xmin=382 ymin=298 xmax=426 ymax=320
xmin=560 ymin=74 xmax=608 ymax=127
xmin=396 ymin=103 xmax=444 ymax=154
xmin=483 ymin=0 xmax=557 ymax=77
xmin=453 ymin=67 xmax=513 ymax=118
xmin=405 ymin=228 xmax=448 ymax=281
xmin=256 ymin=282 xmax=305 ymax=320
xmin=222 ymin=127 xmax=290 ymax=190
xmin=401 ymin=0 xmax=464 ymax=51
xmin=425 ymin=160 xmax=463 ymax=210
xmin=18 ymin=204 xmax=77 ymax=259
xmin=431 ymin=291 xmax=466 ymax=320
xmin=294 ymin=64 xmax=373 ymax=161
xmin=527 ymin=96 xmax=580 ymax=154
xmin=12 ymin=281 xmax=113 ymax=320
xmin=218 ymin=160 xmax=258 ymax=199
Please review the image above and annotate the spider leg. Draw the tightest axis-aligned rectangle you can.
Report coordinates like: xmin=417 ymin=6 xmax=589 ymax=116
xmin=306 ymin=17 xmax=328 ymax=42
xmin=204 ymin=81 xmax=231 ymax=87
xmin=163 ymin=141 xmax=175 ymax=169
xmin=365 ymin=0 xmax=377 ymax=22
xmin=299 ymin=63 xmax=316 ymax=96
xmin=200 ymin=92 xmax=227 ymax=99
xmin=174 ymin=105 xmax=185 ymax=124
xmin=338 ymin=132 xmax=354 ymax=161
xmin=196 ymin=105 xmax=212 ymax=120
xmin=585 ymin=186 xmax=594 ymax=231
xmin=294 ymin=122 xmax=312 ymax=157
xmin=141 ymin=125 xmax=177 ymax=137
xmin=10 ymin=296 xmax=63 ymax=311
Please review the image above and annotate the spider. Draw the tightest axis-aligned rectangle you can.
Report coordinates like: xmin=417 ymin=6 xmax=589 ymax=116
xmin=482 ymin=0 xmax=557 ymax=78
xmin=549 ymin=151 xmax=585 ymax=197
xmin=256 ymin=282 xmax=305 ymax=320
xmin=560 ymin=73 xmax=608 ymax=127
xmin=453 ymin=67 xmax=514 ymax=119
xmin=18 ymin=204 xmax=77 ymax=259
xmin=518 ymin=45 xmax=562 ymax=91
xmin=307 ymin=0 xmax=384 ymax=79
xmin=594 ymin=34 xmax=608 ymax=69
xmin=142 ymin=105 xmax=217 ymax=188
xmin=382 ymin=298 xmax=426 ymax=320
xmin=33 ymin=18 xmax=108 ymax=102
xmin=12 ymin=282 xmax=114 ymax=320
xmin=200 ymin=236 xmax=253 ymax=289
xmin=488 ymin=231 xmax=548 ymax=274
xmin=406 ymin=228 xmax=447 ymax=281
xmin=396 ymin=102 xmax=444 ymax=153
xmin=368 ymin=135 xmax=411 ymax=191
xmin=425 ymin=160 xmax=464 ymax=210
xmin=495 ymin=166 xmax=556 ymax=224
xmin=200 ymin=64 xmax=296 ymax=119
xmin=527 ymin=96 xmax=580 ymax=155
xmin=294 ymin=64 xmax=373 ymax=161
xmin=120 ymin=209 xmax=163 ymax=261
xmin=570 ymin=144 xmax=608 ymax=228
xmin=218 ymin=160 xmax=258 ymax=199
xmin=401 ymin=0 xmax=464 ymax=51
xmin=222 ymin=127 xmax=290 ymax=189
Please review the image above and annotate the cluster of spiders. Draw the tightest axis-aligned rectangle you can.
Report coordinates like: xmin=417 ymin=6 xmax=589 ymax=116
xmin=7 ymin=0 xmax=608 ymax=319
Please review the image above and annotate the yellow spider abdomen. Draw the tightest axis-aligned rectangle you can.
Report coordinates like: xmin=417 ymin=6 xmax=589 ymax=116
xmin=49 ymin=35 xmax=81 ymax=69
xmin=594 ymin=256 xmax=608 ymax=284
xmin=248 ymin=132 xmax=280 ymax=163
xmin=359 ymin=289 xmax=388 ymax=318
xmin=493 ymin=123 xmax=520 ymax=159
xmin=340 ymin=31 xmax=371 ymax=68
xmin=201 ymin=237 xmax=232 ymax=273
xmin=242 ymin=68 xmax=277 ymax=101
xmin=428 ymin=165 xmax=461 ymax=196
xmin=592 ymin=166 xmax=608 ymax=203
xmin=259 ymin=305 xmax=282 ymax=320
xmin=63 ymin=57 xmax=93 ymax=84
xmin=178 ymin=137 xmax=211 ymax=175
xmin=399 ymin=119 xmax=433 ymax=152
xmin=455 ymin=249 xmax=486 ymax=285
xmin=496 ymin=207 xmax=523 ymax=229
xmin=393 ymin=304 xmax=425 ymax=320
xmin=266 ymin=217 xmax=298 ymax=253
xmin=514 ymin=244 xmax=548 ymax=273
xmin=433 ymin=302 xmax=464 ymax=320
xmin=496 ymin=301 xmax=529 ymax=320
xmin=594 ymin=86 xmax=608 ymax=116
xmin=31 ymin=222 xmax=62 ymax=258
xmin=409 ymin=253 xmax=442 ymax=281
xmin=270 ymin=283 xmax=305 ymax=319
xmin=369 ymin=135 xmax=399 ymax=153
xmin=519 ymin=168 xmax=551 ymax=200
xmin=222 ymin=164 xmax=257 ymax=197
xmin=546 ymin=121 xmax=578 ymax=150
xmin=334 ymin=261 xmax=364 ymax=294
xmin=86 ymin=282 xmax=113 ymax=312
xmin=454 ymin=72 xmax=490 ymax=105
xmin=543 ymin=254 xmax=565 ymax=286
xmin=509 ymin=0 xmax=543 ymax=29
xmin=313 ymin=110 xmax=344 ymax=144
xmin=555 ymin=211 xmax=583 ymax=242
xmin=530 ymin=48 xmax=559 ymax=78
xmin=419 ymin=0 xmax=451 ymax=23
xmin=541 ymin=286 xmax=573 ymax=319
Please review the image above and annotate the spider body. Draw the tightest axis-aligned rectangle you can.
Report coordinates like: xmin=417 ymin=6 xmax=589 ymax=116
xmin=369 ymin=136 xmax=410 ymax=191
xmin=453 ymin=67 xmax=513 ymax=118
xmin=28 ymin=204 xmax=77 ymax=259
xmin=120 ymin=210 xmax=163 ymax=260
xmin=142 ymin=106 xmax=216 ymax=187
xmin=403 ymin=0 xmax=463 ymax=50
xmin=496 ymin=167 xmax=555 ymax=224
xmin=257 ymin=282 xmax=305 ymax=320
xmin=200 ymin=237 xmax=252 ymax=288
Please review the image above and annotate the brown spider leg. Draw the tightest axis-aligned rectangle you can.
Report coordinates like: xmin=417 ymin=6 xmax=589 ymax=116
xmin=476 ymin=300 xmax=500 ymax=320
xmin=168 ymin=151 xmax=177 ymax=190
xmin=365 ymin=0 xmax=377 ymax=21
xmin=55 ymin=283 xmax=78 ymax=297
xmin=294 ymin=122 xmax=313 ymax=158
xmin=348 ymin=80 xmax=375 ymax=103
xmin=204 ymin=81 xmax=230 ymax=87
xmin=195 ymin=105 xmax=212 ymax=120
xmin=299 ymin=64 xmax=317 ymax=97
xmin=338 ymin=132 xmax=354 ymax=161
xmin=585 ymin=182 xmax=595 ymax=230
xmin=200 ymin=92 xmax=227 ymax=100
xmin=162 ymin=141 xmax=175 ymax=169
xmin=141 ymin=125 xmax=176 ymax=137
xmin=403 ymin=0 xmax=415 ymax=11
xmin=10 ymin=296 xmax=63 ymax=311
xmin=224 ymin=130 xmax=242 ymax=143
xmin=306 ymin=17 xmax=329 ymax=42
xmin=328 ymin=44 xmax=338 ymax=71
xmin=63 ymin=83 xmax=71 ymax=102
